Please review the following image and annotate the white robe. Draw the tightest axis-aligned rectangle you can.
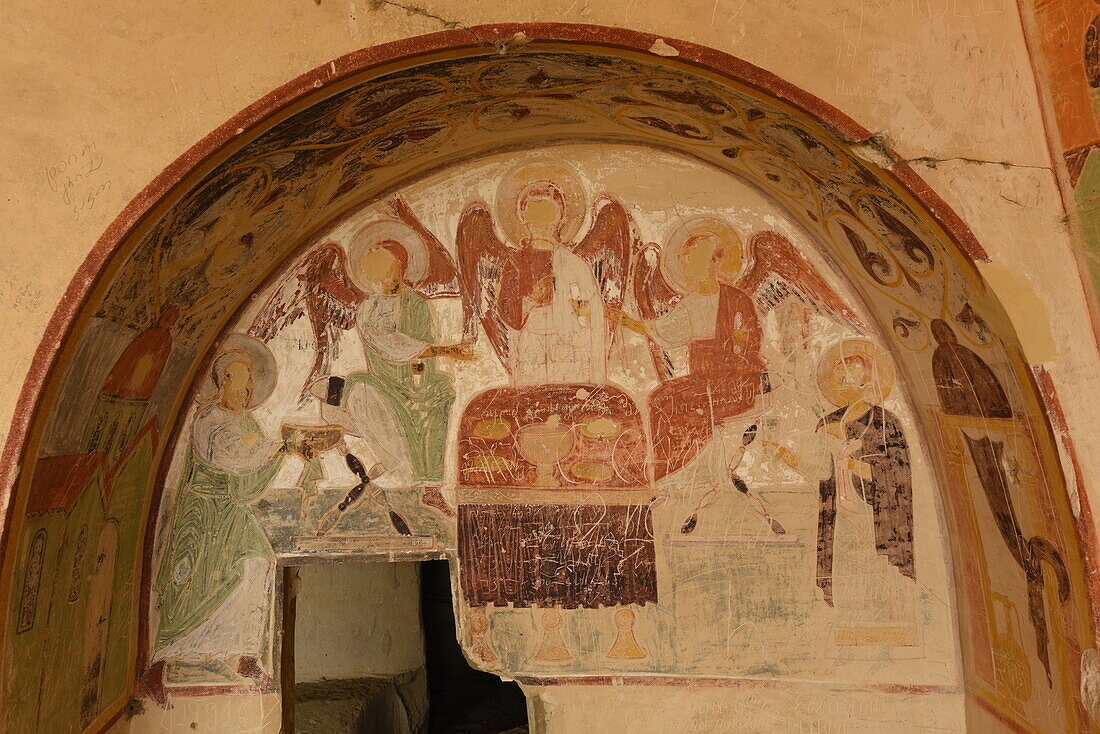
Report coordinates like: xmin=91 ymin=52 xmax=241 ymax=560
xmin=511 ymin=248 xmax=606 ymax=385
xmin=329 ymin=293 xmax=430 ymax=485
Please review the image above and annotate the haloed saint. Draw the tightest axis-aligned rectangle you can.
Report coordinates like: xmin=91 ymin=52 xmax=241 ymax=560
xmin=153 ymin=335 xmax=283 ymax=683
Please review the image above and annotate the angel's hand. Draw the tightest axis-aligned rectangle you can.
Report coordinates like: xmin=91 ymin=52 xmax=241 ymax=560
xmin=530 ymin=274 xmax=555 ymax=305
xmin=571 ymin=299 xmax=590 ymax=319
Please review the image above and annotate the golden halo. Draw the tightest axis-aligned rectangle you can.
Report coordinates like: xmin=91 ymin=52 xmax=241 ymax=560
xmin=816 ymin=339 xmax=895 ymax=406
xmin=661 ymin=216 xmax=744 ymax=293
xmin=197 ymin=333 xmax=278 ymax=409
xmin=346 ymin=219 xmax=427 ymax=291
xmin=495 ymin=159 xmax=587 ymax=244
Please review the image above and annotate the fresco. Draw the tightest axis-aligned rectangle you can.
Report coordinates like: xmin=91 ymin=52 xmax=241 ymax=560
xmin=1028 ymin=1 xmax=1100 ymax=309
xmin=144 ymin=147 xmax=958 ymax=698
xmin=0 ymin=34 xmax=1093 ymax=732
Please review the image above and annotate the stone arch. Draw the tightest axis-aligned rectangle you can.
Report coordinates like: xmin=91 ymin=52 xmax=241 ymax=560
xmin=0 ymin=23 xmax=1094 ymax=733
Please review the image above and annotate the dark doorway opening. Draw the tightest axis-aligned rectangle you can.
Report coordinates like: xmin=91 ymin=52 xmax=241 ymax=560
xmin=282 ymin=560 xmax=528 ymax=734
xmin=420 ymin=560 xmax=528 ymax=734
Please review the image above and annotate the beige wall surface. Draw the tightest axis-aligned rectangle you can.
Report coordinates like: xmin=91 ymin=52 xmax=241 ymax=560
xmin=5 ymin=0 xmax=1100 ymax=523
xmin=526 ymin=683 xmax=967 ymax=733
xmin=5 ymin=1 xmax=1100 ymax=732
xmin=294 ymin=562 xmax=424 ymax=682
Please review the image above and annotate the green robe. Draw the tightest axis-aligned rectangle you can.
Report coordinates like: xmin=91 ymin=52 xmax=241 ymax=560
xmin=154 ymin=419 xmax=282 ymax=652
xmin=348 ymin=287 xmax=455 ymax=484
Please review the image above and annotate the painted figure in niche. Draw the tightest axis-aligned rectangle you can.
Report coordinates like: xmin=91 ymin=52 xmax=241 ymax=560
xmin=455 ymin=159 xmax=633 ymax=384
xmin=930 ymin=318 xmax=1069 ymax=685
xmin=81 ymin=307 xmax=178 ymax=461
xmin=152 ymin=335 xmax=283 ymax=684
xmin=811 ymin=340 xmax=916 ymax=646
xmin=453 ymin=162 xmax=652 ymax=661
xmin=251 ymin=197 xmax=470 ymax=518
xmin=16 ymin=529 xmax=47 ymax=633
xmin=616 ymin=220 xmax=862 ymax=532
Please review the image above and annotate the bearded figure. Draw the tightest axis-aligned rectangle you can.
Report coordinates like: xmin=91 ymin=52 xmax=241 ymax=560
xmin=152 ymin=335 xmax=283 ymax=683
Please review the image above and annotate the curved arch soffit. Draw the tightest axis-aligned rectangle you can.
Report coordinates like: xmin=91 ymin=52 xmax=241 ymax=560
xmin=0 ymin=22 xmax=1094 ymax=731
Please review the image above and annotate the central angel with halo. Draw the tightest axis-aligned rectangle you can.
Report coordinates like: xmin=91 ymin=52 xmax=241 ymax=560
xmin=250 ymin=155 xmax=859 ymax=522
xmin=456 ymin=158 xmax=633 ymax=385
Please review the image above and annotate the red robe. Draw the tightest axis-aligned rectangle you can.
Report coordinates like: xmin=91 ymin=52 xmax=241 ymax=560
xmin=649 ymin=284 xmax=765 ymax=480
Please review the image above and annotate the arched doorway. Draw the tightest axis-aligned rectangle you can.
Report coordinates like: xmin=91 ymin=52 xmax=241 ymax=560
xmin=0 ymin=24 xmax=1094 ymax=733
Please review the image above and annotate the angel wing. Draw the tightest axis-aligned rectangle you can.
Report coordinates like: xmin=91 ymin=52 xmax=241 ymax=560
xmin=632 ymin=243 xmax=683 ymax=320
xmin=248 ymin=242 xmax=364 ymax=395
xmin=632 ymin=242 xmax=684 ymax=381
xmin=571 ymin=196 xmax=635 ymax=311
xmin=456 ymin=201 xmax=515 ymax=363
xmin=387 ymin=195 xmax=461 ymax=299
xmin=738 ymin=231 xmax=866 ymax=332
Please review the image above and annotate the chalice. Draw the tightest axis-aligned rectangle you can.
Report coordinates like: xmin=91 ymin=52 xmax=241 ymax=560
xmin=516 ymin=415 xmax=574 ymax=488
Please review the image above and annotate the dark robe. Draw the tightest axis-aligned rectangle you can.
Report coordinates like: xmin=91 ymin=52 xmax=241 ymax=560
xmin=498 ymin=244 xmax=553 ymax=332
xmin=931 ymin=329 xmax=1012 ymax=418
xmin=816 ymin=405 xmax=914 ymax=607
xmin=930 ymin=320 xmax=1068 ymax=685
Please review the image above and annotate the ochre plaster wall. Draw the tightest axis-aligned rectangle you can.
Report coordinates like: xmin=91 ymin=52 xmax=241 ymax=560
xmin=5 ymin=2 xmax=1100 ymax=732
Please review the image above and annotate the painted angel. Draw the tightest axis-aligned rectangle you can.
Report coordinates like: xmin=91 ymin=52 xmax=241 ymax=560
xmin=249 ymin=196 xmax=471 ymax=516
xmin=612 ymin=218 xmax=864 ymax=529
xmin=455 ymin=160 xmax=635 ymax=385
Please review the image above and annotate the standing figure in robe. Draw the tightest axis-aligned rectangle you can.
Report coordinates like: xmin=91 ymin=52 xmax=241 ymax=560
xmin=153 ymin=335 xmax=283 ymax=683
xmin=456 ymin=160 xmax=634 ymax=385
xmin=811 ymin=341 xmax=914 ymax=618
xmin=930 ymin=318 xmax=1068 ymax=685
xmin=250 ymin=199 xmax=469 ymax=518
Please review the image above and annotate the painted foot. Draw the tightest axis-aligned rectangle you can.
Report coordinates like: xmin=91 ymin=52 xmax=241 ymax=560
xmin=236 ymin=656 xmax=268 ymax=686
xmin=389 ymin=510 xmax=413 ymax=536
xmin=422 ymin=485 xmax=456 ymax=518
